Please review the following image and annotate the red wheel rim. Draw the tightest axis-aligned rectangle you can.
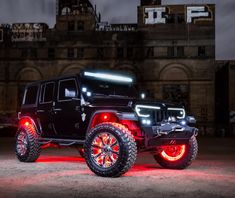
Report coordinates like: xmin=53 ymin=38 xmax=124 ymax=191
xmin=91 ymin=132 xmax=120 ymax=168
xmin=16 ymin=131 xmax=28 ymax=156
xmin=160 ymin=144 xmax=186 ymax=162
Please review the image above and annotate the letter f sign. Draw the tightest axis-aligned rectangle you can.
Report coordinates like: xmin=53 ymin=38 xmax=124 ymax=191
xmin=187 ymin=6 xmax=210 ymax=23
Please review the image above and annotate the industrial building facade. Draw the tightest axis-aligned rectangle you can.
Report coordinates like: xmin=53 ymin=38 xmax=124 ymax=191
xmin=1 ymin=0 xmax=232 ymax=135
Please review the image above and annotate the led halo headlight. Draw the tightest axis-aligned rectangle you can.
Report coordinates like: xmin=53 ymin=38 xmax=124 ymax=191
xmin=135 ymin=105 xmax=161 ymax=118
xmin=167 ymin=108 xmax=186 ymax=119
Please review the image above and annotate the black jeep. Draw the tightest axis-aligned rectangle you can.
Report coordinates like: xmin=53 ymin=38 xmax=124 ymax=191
xmin=15 ymin=70 xmax=198 ymax=177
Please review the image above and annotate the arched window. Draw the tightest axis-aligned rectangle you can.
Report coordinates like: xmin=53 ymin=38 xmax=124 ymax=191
xmin=61 ymin=7 xmax=71 ymax=15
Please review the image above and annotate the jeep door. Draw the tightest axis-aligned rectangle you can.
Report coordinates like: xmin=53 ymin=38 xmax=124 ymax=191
xmin=53 ymin=78 xmax=82 ymax=138
xmin=37 ymin=81 xmax=56 ymax=137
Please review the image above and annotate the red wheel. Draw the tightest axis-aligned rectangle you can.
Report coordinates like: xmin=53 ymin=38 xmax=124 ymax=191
xmin=160 ymin=145 xmax=186 ymax=162
xmin=153 ymin=136 xmax=198 ymax=169
xmin=91 ymin=132 xmax=120 ymax=168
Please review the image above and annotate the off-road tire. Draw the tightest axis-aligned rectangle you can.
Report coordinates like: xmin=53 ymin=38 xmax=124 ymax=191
xmin=15 ymin=126 xmax=41 ymax=162
xmin=84 ymin=123 xmax=137 ymax=177
xmin=154 ymin=136 xmax=198 ymax=169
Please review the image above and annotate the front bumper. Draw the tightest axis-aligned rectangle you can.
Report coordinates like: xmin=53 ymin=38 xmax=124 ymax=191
xmin=142 ymin=124 xmax=198 ymax=149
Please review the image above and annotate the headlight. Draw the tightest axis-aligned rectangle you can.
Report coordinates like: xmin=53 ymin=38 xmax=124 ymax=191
xmin=180 ymin=120 xmax=187 ymax=125
xmin=135 ymin=105 xmax=161 ymax=118
xmin=167 ymin=108 xmax=186 ymax=119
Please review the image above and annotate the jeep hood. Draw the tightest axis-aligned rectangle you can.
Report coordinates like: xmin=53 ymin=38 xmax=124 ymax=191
xmin=88 ymin=97 xmax=184 ymax=109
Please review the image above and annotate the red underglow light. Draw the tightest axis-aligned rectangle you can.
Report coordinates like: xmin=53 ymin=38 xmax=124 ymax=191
xmin=160 ymin=144 xmax=186 ymax=162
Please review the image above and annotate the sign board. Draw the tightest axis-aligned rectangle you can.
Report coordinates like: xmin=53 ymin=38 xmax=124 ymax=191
xmin=96 ymin=23 xmax=137 ymax=32
xmin=12 ymin=23 xmax=48 ymax=42
xmin=144 ymin=5 xmax=213 ymax=25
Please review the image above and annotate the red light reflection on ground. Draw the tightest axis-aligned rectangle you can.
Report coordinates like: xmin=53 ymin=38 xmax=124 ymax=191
xmin=36 ymin=156 xmax=85 ymax=163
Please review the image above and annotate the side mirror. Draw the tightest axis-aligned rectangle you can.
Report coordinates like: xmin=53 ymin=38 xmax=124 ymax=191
xmin=186 ymin=116 xmax=197 ymax=124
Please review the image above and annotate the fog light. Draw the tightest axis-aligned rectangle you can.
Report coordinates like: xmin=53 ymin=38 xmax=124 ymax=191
xmin=87 ymin=92 xmax=92 ymax=97
xmin=142 ymin=119 xmax=151 ymax=125
xmin=82 ymin=87 xmax=87 ymax=92
xmin=180 ymin=120 xmax=187 ymax=126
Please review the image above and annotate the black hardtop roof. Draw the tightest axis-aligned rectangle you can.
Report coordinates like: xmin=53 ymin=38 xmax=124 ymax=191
xmin=25 ymin=69 xmax=135 ymax=88
xmin=25 ymin=74 xmax=80 ymax=88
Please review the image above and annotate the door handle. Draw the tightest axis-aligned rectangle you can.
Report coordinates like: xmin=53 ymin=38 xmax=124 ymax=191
xmin=53 ymin=108 xmax=62 ymax=112
xmin=75 ymin=106 xmax=80 ymax=112
xmin=36 ymin=110 xmax=45 ymax=113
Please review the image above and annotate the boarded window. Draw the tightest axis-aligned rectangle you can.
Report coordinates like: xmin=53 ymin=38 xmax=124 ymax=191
xmin=97 ymin=48 xmax=104 ymax=59
xmin=48 ymin=48 xmax=55 ymax=59
xmin=77 ymin=48 xmax=84 ymax=59
xmin=198 ymin=46 xmax=206 ymax=57
xmin=68 ymin=48 xmax=75 ymax=58
xmin=117 ymin=48 xmax=124 ymax=58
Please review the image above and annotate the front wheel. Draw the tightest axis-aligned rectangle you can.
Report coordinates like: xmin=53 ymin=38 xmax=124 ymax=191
xmin=84 ymin=123 xmax=137 ymax=177
xmin=153 ymin=136 xmax=198 ymax=169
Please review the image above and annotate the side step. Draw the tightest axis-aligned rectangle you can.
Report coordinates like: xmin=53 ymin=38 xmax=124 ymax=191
xmin=38 ymin=138 xmax=85 ymax=147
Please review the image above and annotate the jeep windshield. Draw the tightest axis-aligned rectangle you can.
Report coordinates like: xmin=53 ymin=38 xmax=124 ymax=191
xmin=80 ymin=72 xmax=138 ymax=99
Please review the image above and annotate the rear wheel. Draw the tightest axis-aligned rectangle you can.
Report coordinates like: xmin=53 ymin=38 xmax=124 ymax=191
xmin=84 ymin=123 xmax=137 ymax=177
xmin=15 ymin=126 xmax=41 ymax=162
xmin=153 ymin=136 xmax=198 ymax=169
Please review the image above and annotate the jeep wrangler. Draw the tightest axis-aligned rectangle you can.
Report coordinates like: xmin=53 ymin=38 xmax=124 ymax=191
xmin=15 ymin=70 xmax=198 ymax=177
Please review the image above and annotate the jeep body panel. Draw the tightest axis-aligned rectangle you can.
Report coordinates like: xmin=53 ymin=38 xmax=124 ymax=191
xmin=17 ymin=70 xmax=198 ymax=177
xmin=19 ymin=71 xmax=197 ymax=150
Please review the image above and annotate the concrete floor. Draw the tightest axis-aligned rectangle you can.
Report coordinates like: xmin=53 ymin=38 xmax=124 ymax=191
xmin=0 ymin=137 xmax=235 ymax=198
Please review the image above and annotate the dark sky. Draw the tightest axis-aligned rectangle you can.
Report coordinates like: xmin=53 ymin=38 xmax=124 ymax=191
xmin=0 ymin=0 xmax=234 ymax=60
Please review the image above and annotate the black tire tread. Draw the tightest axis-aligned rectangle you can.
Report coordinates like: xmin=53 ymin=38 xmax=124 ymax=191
xmin=15 ymin=126 xmax=41 ymax=162
xmin=84 ymin=122 xmax=137 ymax=177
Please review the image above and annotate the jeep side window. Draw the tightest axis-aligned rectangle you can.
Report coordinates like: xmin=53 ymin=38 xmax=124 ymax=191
xmin=58 ymin=79 xmax=78 ymax=101
xmin=40 ymin=82 xmax=55 ymax=104
xmin=23 ymin=85 xmax=38 ymax=105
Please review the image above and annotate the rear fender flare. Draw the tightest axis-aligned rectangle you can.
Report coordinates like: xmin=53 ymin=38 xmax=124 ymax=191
xmin=18 ymin=116 xmax=41 ymax=135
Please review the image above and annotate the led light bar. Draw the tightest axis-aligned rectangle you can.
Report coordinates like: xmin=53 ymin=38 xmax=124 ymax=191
xmin=84 ymin=72 xmax=133 ymax=83
xmin=167 ymin=108 xmax=186 ymax=119
xmin=135 ymin=105 xmax=161 ymax=118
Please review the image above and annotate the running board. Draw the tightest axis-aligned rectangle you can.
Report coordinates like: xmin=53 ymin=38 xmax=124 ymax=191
xmin=38 ymin=138 xmax=85 ymax=147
